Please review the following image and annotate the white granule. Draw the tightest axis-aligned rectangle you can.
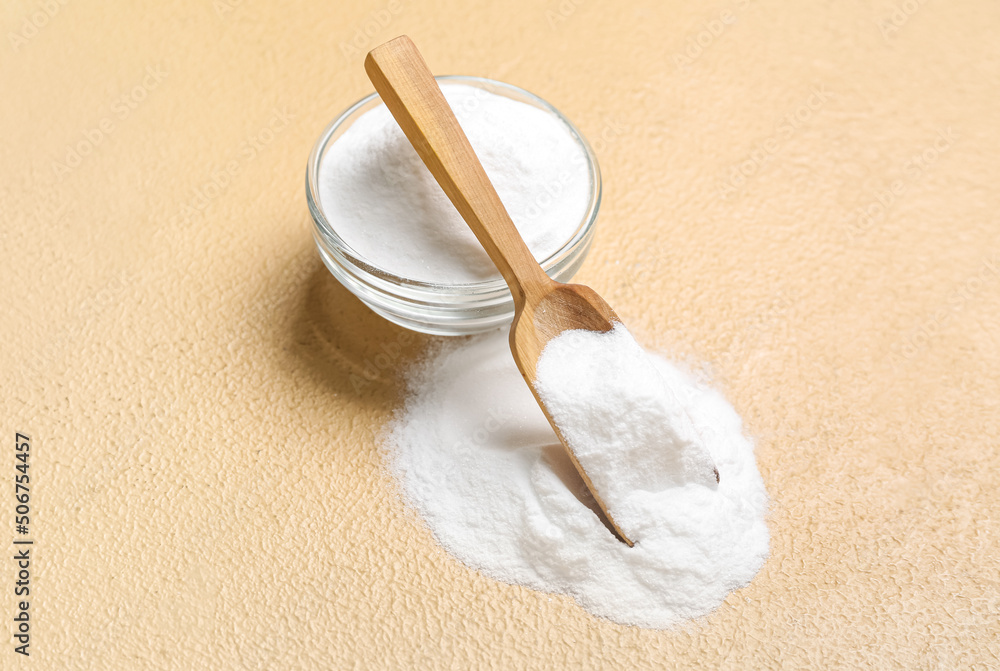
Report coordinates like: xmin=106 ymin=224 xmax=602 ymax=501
xmin=384 ymin=328 xmax=770 ymax=629
xmin=534 ymin=325 xmax=721 ymax=542
xmin=317 ymin=84 xmax=591 ymax=284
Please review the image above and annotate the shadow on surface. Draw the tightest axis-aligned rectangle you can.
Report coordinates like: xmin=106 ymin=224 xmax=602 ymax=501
xmin=285 ymin=256 xmax=432 ymax=411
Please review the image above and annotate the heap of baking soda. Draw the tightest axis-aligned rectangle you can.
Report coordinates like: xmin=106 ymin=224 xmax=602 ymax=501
xmin=384 ymin=325 xmax=769 ymax=629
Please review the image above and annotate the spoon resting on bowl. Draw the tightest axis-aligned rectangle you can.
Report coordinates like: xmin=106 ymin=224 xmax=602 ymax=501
xmin=365 ymin=35 xmax=718 ymax=546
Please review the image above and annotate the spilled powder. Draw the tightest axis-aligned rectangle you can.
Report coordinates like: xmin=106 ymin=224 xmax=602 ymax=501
xmin=383 ymin=327 xmax=770 ymax=629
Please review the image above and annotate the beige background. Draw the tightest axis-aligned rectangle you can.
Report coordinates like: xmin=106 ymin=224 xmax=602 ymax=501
xmin=3 ymin=0 xmax=999 ymax=668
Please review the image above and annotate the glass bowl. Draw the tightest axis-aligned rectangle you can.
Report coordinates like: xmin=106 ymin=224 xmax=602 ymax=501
xmin=305 ymin=75 xmax=601 ymax=336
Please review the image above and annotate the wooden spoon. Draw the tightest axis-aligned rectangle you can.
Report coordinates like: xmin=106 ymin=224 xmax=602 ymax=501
xmin=365 ymin=35 xmax=638 ymax=545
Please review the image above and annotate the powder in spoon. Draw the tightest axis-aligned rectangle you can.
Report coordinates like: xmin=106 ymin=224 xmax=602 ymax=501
xmin=317 ymin=83 xmax=591 ymax=284
xmin=534 ymin=324 xmax=720 ymax=542
xmin=384 ymin=328 xmax=769 ymax=629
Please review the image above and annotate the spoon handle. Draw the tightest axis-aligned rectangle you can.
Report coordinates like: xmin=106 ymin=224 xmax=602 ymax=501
xmin=365 ymin=35 xmax=552 ymax=307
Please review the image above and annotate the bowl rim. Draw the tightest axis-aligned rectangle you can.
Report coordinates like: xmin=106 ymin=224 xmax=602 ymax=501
xmin=305 ymin=74 xmax=602 ymax=294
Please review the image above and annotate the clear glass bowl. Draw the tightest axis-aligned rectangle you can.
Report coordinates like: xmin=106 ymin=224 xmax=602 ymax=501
xmin=305 ymin=75 xmax=601 ymax=336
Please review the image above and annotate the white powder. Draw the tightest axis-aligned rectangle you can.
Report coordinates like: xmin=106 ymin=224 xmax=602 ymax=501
xmin=317 ymin=84 xmax=591 ymax=284
xmin=384 ymin=328 xmax=770 ymax=629
xmin=534 ymin=325 xmax=721 ymax=542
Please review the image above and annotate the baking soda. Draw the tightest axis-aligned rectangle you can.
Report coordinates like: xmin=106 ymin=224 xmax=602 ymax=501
xmin=535 ymin=325 xmax=721 ymax=542
xmin=384 ymin=328 xmax=770 ymax=629
xmin=318 ymin=84 xmax=591 ymax=284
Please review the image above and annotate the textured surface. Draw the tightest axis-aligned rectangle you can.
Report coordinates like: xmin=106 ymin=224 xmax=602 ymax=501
xmin=2 ymin=0 xmax=999 ymax=668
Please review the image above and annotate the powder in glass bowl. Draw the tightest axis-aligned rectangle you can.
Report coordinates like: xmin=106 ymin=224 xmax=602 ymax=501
xmin=316 ymin=83 xmax=591 ymax=284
